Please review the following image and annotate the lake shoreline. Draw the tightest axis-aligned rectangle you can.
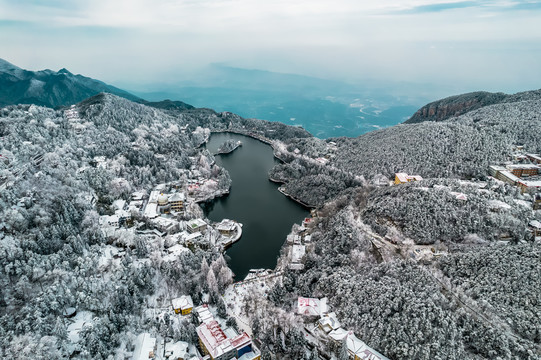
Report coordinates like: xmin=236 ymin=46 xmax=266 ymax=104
xmin=210 ymin=130 xmax=315 ymax=209
xmin=203 ymin=132 xmax=308 ymax=279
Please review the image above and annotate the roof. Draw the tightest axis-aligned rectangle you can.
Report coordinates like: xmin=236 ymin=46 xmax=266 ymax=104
xmin=217 ymin=219 xmax=237 ymax=231
xmin=298 ymin=297 xmax=328 ymax=316
xmin=291 ymin=245 xmax=306 ymax=263
xmin=196 ymin=320 xmax=234 ymax=359
xmin=185 ymin=232 xmax=203 ymax=241
xmin=230 ymin=332 xmax=252 ymax=349
xmin=132 ymin=191 xmax=146 ymax=200
xmin=157 ymin=193 xmax=169 ymax=204
xmin=194 ymin=305 xmax=214 ymax=324
xmin=132 ymin=333 xmax=156 ymax=360
xmin=164 ymin=341 xmax=189 ymax=360
xmin=329 ymin=328 xmax=349 ymax=342
xmin=507 ymin=164 xmax=540 ymax=170
xmin=529 ymin=220 xmax=541 ymax=229
xmin=519 ymin=180 xmax=541 ymax=187
xmin=498 ymin=170 xmax=520 ymax=183
xmin=148 ymin=190 xmax=160 ymax=204
xmin=188 ymin=218 xmax=207 ymax=228
xmin=169 ymin=192 xmax=185 ymax=202
xmin=527 ymin=153 xmax=541 ymax=161
xmin=356 ymin=345 xmax=389 ymax=360
xmin=143 ymin=203 xmax=159 ymax=219
xmin=346 ymin=332 xmax=366 ymax=355
xmin=318 ymin=312 xmax=341 ymax=331
xmin=172 ymin=295 xmax=193 ymax=311
xmin=395 ymin=173 xmax=409 ymax=182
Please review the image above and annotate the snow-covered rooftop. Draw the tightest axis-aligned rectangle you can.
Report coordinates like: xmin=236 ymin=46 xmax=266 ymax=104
xmin=291 ymin=244 xmax=306 ymax=263
xmin=132 ymin=333 xmax=156 ymax=360
xmin=172 ymin=295 xmax=193 ymax=311
xmin=297 ymin=297 xmax=328 ymax=316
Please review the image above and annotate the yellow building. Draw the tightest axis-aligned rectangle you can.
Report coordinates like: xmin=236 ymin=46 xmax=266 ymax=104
xmin=172 ymin=295 xmax=193 ymax=315
xmin=169 ymin=192 xmax=185 ymax=212
xmin=394 ymin=172 xmax=423 ymax=185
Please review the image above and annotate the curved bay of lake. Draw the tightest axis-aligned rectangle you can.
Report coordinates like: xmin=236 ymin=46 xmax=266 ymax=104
xmin=203 ymin=133 xmax=307 ymax=280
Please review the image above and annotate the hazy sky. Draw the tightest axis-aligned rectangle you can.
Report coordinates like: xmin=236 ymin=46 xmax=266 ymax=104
xmin=1 ymin=0 xmax=540 ymax=92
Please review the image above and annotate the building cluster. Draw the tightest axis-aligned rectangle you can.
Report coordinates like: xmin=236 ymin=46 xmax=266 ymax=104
xmin=285 ymin=214 xmax=316 ymax=270
xmin=394 ymin=173 xmax=423 ymax=185
xmin=298 ymin=297 xmax=389 ymax=360
xmin=145 ymin=189 xmax=187 ymax=219
xmin=98 ymin=181 xmax=242 ymax=253
xmin=194 ymin=305 xmax=261 ymax=360
xmin=489 ymin=154 xmax=541 ymax=194
xmin=99 ymin=199 xmax=134 ymax=228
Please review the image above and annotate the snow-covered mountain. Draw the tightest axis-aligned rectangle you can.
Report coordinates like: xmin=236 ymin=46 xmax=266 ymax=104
xmin=0 ymin=58 xmax=141 ymax=108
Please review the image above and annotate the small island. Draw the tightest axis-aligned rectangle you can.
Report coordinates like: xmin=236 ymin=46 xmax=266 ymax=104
xmin=216 ymin=139 xmax=242 ymax=154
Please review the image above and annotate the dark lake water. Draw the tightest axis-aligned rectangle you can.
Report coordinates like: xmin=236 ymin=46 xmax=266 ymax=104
xmin=203 ymin=133 xmax=308 ymax=280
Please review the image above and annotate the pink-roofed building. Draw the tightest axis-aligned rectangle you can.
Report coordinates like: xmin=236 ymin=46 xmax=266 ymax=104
xmin=297 ymin=297 xmax=328 ymax=316
xmin=196 ymin=312 xmax=260 ymax=360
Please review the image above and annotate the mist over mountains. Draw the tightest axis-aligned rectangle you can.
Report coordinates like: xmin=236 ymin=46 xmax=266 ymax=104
xmin=126 ymin=64 xmax=427 ymax=138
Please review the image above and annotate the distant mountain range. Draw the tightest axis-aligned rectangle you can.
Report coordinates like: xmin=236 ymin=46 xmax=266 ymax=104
xmin=0 ymin=58 xmax=143 ymax=108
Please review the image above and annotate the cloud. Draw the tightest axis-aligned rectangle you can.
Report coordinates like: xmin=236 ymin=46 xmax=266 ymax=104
xmin=396 ymin=1 xmax=481 ymax=14
xmin=0 ymin=0 xmax=540 ymax=93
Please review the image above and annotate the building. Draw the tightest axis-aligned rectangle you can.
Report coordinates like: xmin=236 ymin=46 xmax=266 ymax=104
xmin=506 ymin=164 xmax=539 ymax=177
xmin=297 ymin=297 xmax=328 ymax=316
xmin=152 ymin=217 xmax=179 ymax=233
xmin=148 ymin=190 xmax=161 ymax=204
xmin=394 ymin=173 xmax=423 ymax=185
xmin=132 ymin=333 xmax=157 ymax=360
xmin=318 ymin=312 xmax=341 ymax=333
xmin=157 ymin=193 xmax=171 ymax=214
xmin=193 ymin=305 xmax=214 ymax=325
xmin=494 ymin=170 xmax=520 ymax=185
xmin=187 ymin=219 xmax=207 ymax=234
xmin=291 ymin=245 xmax=306 ymax=262
xmin=533 ymin=194 xmax=541 ymax=210
xmin=330 ymin=331 xmax=390 ymax=360
xmin=526 ymin=153 xmax=541 ymax=164
xmin=172 ymin=295 xmax=194 ymax=315
xmin=164 ymin=341 xmax=189 ymax=360
xmin=216 ymin=219 xmax=237 ymax=236
xmin=195 ymin=306 xmax=261 ymax=360
xmin=489 ymin=165 xmax=506 ymax=177
xmin=132 ymin=191 xmax=146 ymax=201
xmin=169 ymin=193 xmax=185 ymax=212
xmin=517 ymin=180 xmax=541 ymax=194
xmin=183 ymin=232 xmax=204 ymax=247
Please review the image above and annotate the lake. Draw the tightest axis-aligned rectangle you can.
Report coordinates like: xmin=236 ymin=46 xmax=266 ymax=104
xmin=203 ymin=132 xmax=308 ymax=280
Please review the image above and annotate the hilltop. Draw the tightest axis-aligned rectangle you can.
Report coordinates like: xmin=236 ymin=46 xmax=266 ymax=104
xmin=405 ymin=89 xmax=541 ymax=124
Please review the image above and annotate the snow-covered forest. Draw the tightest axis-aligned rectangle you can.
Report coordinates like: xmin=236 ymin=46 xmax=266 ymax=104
xmin=1 ymin=90 xmax=540 ymax=359
xmin=0 ymin=95 xmax=237 ymax=358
